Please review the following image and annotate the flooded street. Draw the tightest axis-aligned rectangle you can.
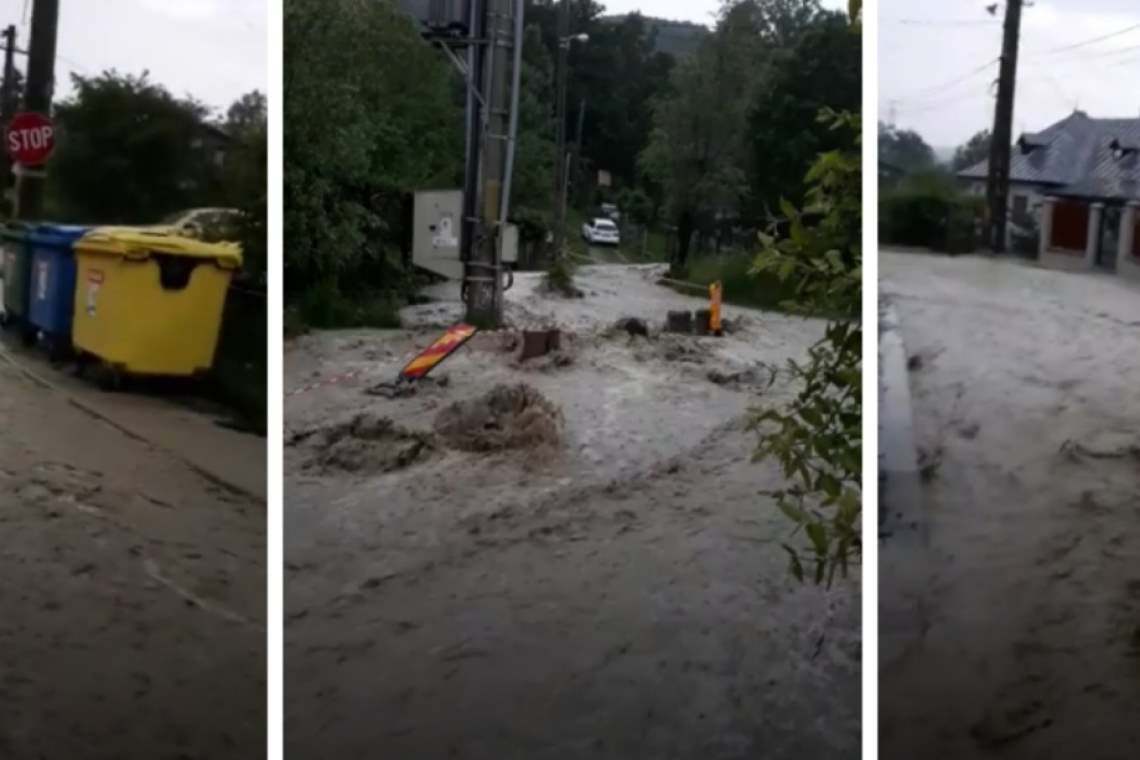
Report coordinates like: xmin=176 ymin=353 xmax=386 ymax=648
xmin=0 ymin=340 xmax=266 ymax=759
xmin=880 ymin=250 xmax=1140 ymax=759
xmin=285 ymin=264 xmax=861 ymax=758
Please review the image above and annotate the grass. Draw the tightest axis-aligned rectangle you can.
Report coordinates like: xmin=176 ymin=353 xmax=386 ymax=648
xmin=682 ymin=250 xmax=802 ymax=313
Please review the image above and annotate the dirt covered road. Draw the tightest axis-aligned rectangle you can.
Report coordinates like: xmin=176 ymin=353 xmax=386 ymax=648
xmin=880 ymin=250 xmax=1140 ymax=759
xmin=285 ymin=264 xmax=861 ymax=759
xmin=0 ymin=346 xmax=266 ymax=759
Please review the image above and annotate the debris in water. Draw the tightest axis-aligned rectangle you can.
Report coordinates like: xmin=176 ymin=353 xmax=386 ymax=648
xmin=305 ymin=414 xmax=434 ymax=474
xmin=434 ymin=384 xmax=563 ymax=452
xmin=519 ymin=330 xmax=562 ymax=361
xmin=666 ymin=310 xmax=693 ymax=334
xmin=612 ymin=317 xmax=650 ymax=338
xmin=707 ymin=368 xmax=759 ymax=387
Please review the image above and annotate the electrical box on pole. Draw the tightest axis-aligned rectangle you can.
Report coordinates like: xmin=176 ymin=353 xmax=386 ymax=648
xmin=394 ymin=0 xmax=524 ymax=328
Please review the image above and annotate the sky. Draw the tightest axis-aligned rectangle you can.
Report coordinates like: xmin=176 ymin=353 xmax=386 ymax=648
xmin=3 ymin=0 xmax=266 ymax=118
xmin=880 ymin=0 xmax=1140 ymax=150
xmin=597 ymin=0 xmax=848 ymax=27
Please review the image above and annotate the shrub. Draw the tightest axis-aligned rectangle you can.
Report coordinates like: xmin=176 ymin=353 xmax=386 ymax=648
xmin=880 ymin=189 xmax=984 ymax=253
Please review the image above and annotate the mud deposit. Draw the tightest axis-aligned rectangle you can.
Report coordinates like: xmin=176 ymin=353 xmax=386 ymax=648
xmin=285 ymin=264 xmax=858 ymax=759
xmin=300 ymin=413 xmax=435 ymax=474
xmin=0 ymin=349 xmax=265 ymax=760
xmin=880 ymin=251 xmax=1140 ymax=760
xmin=434 ymin=383 xmax=563 ymax=452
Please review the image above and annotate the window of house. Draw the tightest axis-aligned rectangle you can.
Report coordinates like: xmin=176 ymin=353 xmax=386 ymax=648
xmin=1012 ymin=194 xmax=1028 ymax=219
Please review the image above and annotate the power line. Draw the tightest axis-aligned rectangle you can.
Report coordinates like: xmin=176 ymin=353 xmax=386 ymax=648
xmin=891 ymin=56 xmax=999 ymax=103
xmin=1031 ymin=22 xmax=1140 ymax=56
xmin=894 ymin=18 xmax=1000 ymax=28
xmin=1026 ymin=41 xmax=1140 ymax=64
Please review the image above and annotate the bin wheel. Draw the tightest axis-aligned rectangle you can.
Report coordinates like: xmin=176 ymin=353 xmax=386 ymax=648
xmin=20 ymin=326 xmax=37 ymax=347
xmin=47 ymin=338 xmax=71 ymax=365
xmin=97 ymin=366 xmax=126 ymax=393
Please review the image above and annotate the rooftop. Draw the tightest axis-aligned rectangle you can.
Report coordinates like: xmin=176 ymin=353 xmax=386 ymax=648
xmin=958 ymin=111 xmax=1140 ymax=201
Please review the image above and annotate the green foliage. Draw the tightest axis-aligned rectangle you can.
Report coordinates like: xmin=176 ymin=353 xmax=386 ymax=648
xmin=685 ymin=252 xmax=800 ymax=311
xmin=220 ymin=91 xmax=268 ymax=284
xmin=880 ymin=177 xmax=985 ymax=254
xmin=952 ymin=128 xmax=992 ymax=172
xmin=641 ymin=0 xmax=856 ymax=273
xmin=879 ymin=121 xmax=936 ymax=174
xmin=750 ymin=109 xmax=861 ymax=585
xmin=617 ymin=187 xmax=655 ymax=226
xmin=747 ymin=9 xmax=861 ymax=218
xmin=544 ymin=255 xmax=579 ymax=296
xmin=51 ymin=71 xmax=219 ymax=223
xmin=297 ymin=279 xmax=403 ymax=330
xmin=284 ymin=0 xmax=462 ymax=318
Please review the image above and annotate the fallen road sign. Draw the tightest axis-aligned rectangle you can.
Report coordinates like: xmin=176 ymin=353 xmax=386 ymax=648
xmin=400 ymin=323 xmax=478 ymax=381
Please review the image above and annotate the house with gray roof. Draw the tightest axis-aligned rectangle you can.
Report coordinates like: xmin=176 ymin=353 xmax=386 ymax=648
xmin=958 ymin=110 xmax=1140 ymax=279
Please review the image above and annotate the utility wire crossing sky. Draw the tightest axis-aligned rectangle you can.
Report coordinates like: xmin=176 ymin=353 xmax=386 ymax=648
xmin=880 ymin=0 xmax=1140 ymax=149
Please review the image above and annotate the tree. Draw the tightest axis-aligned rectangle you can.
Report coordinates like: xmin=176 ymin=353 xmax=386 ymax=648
xmin=284 ymin=0 xmax=462 ymax=318
xmin=747 ymin=9 xmax=861 ymax=221
xmin=952 ymin=128 xmax=991 ymax=171
xmin=751 ymin=0 xmax=862 ymax=585
xmin=511 ymin=24 xmax=558 ymax=225
xmin=639 ymin=5 xmax=763 ymax=274
xmin=50 ymin=71 xmax=218 ymax=223
xmin=720 ymin=0 xmax=824 ymax=48
xmin=879 ymin=122 xmax=935 ymax=173
xmin=220 ymin=90 xmax=267 ymax=283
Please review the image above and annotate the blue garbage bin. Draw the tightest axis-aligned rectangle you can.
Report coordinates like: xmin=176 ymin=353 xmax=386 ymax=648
xmin=27 ymin=224 xmax=90 ymax=355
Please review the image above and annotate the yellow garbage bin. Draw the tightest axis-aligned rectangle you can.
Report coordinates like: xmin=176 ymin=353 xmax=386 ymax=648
xmin=72 ymin=227 xmax=242 ymax=379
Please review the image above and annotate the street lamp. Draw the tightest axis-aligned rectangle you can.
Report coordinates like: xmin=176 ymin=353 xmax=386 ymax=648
xmin=552 ymin=31 xmax=588 ymax=263
xmin=559 ymin=32 xmax=589 ymax=48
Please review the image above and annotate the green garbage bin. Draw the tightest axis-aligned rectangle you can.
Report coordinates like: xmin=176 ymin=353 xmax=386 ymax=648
xmin=2 ymin=222 xmax=33 ymax=334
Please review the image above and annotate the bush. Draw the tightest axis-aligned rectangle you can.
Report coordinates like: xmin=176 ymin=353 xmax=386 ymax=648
xmin=297 ymin=280 xmax=403 ymax=329
xmin=880 ymin=189 xmax=984 ymax=253
xmin=686 ymin=252 xmax=801 ymax=311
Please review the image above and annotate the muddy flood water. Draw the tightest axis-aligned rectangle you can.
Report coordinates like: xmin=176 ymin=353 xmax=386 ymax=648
xmin=285 ymin=264 xmax=861 ymax=759
xmin=880 ymin=250 xmax=1140 ymax=760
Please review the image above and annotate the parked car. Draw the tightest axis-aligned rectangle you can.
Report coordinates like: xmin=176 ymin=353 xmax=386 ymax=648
xmin=159 ymin=207 xmax=245 ymax=243
xmin=600 ymin=203 xmax=621 ymax=222
xmin=582 ymin=217 xmax=620 ymax=246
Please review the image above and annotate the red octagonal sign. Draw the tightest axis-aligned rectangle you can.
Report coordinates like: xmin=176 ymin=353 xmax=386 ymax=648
xmin=6 ymin=112 xmax=55 ymax=167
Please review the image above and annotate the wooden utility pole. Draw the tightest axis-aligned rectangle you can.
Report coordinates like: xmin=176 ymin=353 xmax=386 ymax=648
xmin=986 ymin=0 xmax=1023 ymax=253
xmin=15 ymin=0 xmax=60 ymax=220
xmin=551 ymin=0 xmax=570 ymax=262
xmin=1 ymin=24 xmax=18 ymax=210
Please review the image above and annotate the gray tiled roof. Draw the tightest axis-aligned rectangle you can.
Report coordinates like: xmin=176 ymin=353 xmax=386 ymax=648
xmin=958 ymin=111 xmax=1140 ymax=201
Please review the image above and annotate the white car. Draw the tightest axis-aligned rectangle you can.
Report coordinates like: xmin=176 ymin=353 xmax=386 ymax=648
xmin=582 ymin=217 xmax=620 ymax=246
xmin=158 ymin=207 xmax=245 ymax=242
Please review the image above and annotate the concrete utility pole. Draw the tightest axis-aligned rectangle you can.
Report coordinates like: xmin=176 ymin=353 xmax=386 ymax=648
xmin=551 ymin=0 xmax=571 ymax=262
xmin=986 ymin=0 xmax=1023 ymax=253
xmin=15 ymin=0 xmax=59 ymax=221
xmin=465 ymin=0 xmax=518 ymax=327
xmin=572 ymin=96 xmax=585 ymax=192
xmin=1 ymin=24 xmax=18 ymax=208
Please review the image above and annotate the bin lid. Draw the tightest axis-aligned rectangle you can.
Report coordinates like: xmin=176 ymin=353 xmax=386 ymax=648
xmin=1 ymin=220 xmax=32 ymax=240
xmin=27 ymin=223 xmax=91 ymax=248
xmin=76 ymin=226 xmax=243 ymax=269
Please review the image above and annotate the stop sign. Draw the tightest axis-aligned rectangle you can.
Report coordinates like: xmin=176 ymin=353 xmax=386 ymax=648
xmin=6 ymin=112 xmax=55 ymax=166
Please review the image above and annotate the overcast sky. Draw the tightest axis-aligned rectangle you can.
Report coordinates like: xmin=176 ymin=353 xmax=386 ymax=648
xmin=597 ymin=0 xmax=848 ymax=26
xmin=5 ymin=0 xmax=266 ymax=117
xmin=880 ymin=0 xmax=1140 ymax=150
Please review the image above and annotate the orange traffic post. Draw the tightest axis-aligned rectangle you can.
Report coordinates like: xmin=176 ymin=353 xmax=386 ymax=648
xmin=709 ymin=281 xmax=723 ymax=337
